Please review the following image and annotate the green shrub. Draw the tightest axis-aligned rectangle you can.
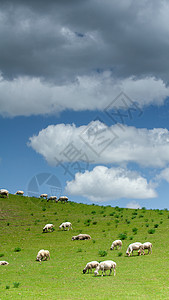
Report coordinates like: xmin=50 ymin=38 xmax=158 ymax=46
xmin=139 ymin=215 xmax=144 ymax=218
xmin=98 ymin=250 xmax=107 ymax=257
xmin=145 ymin=223 xmax=149 ymax=227
xmin=129 ymin=236 xmax=133 ymax=240
xmin=0 ymin=253 xmax=4 ymax=257
xmin=93 ymin=221 xmax=97 ymax=225
xmin=7 ymin=222 xmax=10 ymax=226
xmin=132 ymin=227 xmax=138 ymax=234
xmin=42 ymin=207 xmax=46 ymax=211
xmin=118 ymin=252 xmax=123 ymax=257
xmin=118 ymin=233 xmax=127 ymax=240
xmin=77 ymin=248 xmax=82 ymax=253
xmin=14 ymin=247 xmax=21 ymax=252
xmin=103 ymin=214 xmax=106 ymax=217
xmin=115 ymin=219 xmax=119 ymax=223
xmin=109 ymin=212 xmax=115 ymax=216
xmin=91 ymin=210 xmax=96 ymax=214
xmin=6 ymin=285 xmax=10 ymax=289
xmin=154 ymin=224 xmax=159 ymax=228
xmin=13 ymin=282 xmax=20 ymax=288
xmin=148 ymin=228 xmax=155 ymax=234
xmin=92 ymin=239 xmax=96 ymax=244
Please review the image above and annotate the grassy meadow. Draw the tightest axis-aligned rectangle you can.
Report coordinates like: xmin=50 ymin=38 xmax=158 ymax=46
xmin=0 ymin=194 xmax=169 ymax=299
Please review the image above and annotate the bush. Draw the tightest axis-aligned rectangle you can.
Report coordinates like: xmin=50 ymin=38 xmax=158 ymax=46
xmin=93 ymin=221 xmax=97 ymax=225
xmin=77 ymin=248 xmax=82 ymax=253
xmin=0 ymin=253 xmax=4 ymax=257
xmin=91 ymin=210 xmax=96 ymax=214
xmin=148 ymin=228 xmax=155 ymax=234
xmin=103 ymin=214 xmax=106 ymax=217
xmin=42 ymin=207 xmax=46 ymax=211
xmin=98 ymin=250 xmax=107 ymax=257
xmin=118 ymin=233 xmax=127 ymax=240
xmin=145 ymin=223 xmax=149 ymax=227
xmin=14 ymin=247 xmax=21 ymax=252
xmin=6 ymin=285 xmax=10 ymax=289
xmin=7 ymin=223 xmax=10 ymax=226
xmin=13 ymin=282 xmax=20 ymax=288
xmin=154 ymin=224 xmax=159 ymax=228
xmin=109 ymin=212 xmax=115 ymax=216
xmin=115 ymin=219 xmax=119 ymax=223
xmin=118 ymin=252 xmax=123 ymax=257
xmin=139 ymin=215 xmax=144 ymax=218
xmin=132 ymin=227 xmax=138 ymax=234
xmin=92 ymin=239 xmax=96 ymax=244
xmin=129 ymin=236 xmax=133 ymax=240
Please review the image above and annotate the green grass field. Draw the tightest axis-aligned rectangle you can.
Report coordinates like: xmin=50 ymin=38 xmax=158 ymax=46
xmin=0 ymin=195 xmax=169 ymax=299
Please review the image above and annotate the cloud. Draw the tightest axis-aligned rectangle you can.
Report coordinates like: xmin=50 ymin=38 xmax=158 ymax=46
xmin=1 ymin=0 xmax=169 ymax=83
xmin=29 ymin=121 xmax=169 ymax=167
xmin=0 ymin=73 xmax=169 ymax=117
xmin=156 ymin=167 xmax=169 ymax=183
xmin=1 ymin=1 xmax=169 ymax=116
xmin=65 ymin=166 xmax=156 ymax=202
xmin=126 ymin=201 xmax=141 ymax=209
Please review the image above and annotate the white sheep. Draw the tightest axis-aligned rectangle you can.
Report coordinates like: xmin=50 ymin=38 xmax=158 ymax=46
xmin=58 ymin=196 xmax=68 ymax=203
xmin=40 ymin=193 xmax=48 ymax=199
xmin=47 ymin=196 xmax=57 ymax=202
xmin=15 ymin=191 xmax=24 ymax=195
xmin=43 ymin=224 xmax=54 ymax=233
xmin=59 ymin=222 xmax=72 ymax=231
xmin=0 ymin=189 xmax=9 ymax=198
xmin=72 ymin=234 xmax=91 ymax=241
xmin=83 ymin=261 xmax=99 ymax=274
xmin=36 ymin=249 xmax=50 ymax=262
xmin=0 ymin=261 xmax=9 ymax=265
xmin=138 ymin=242 xmax=152 ymax=255
xmin=94 ymin=260 xmax=116 ymax=276
xmin=126 ymin=242 xmax=144 ymax=256
xmin=110 ymin=239 xmax=122 ymax=250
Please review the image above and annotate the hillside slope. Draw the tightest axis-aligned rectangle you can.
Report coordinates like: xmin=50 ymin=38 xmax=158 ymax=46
xmin=0 ymin=195 xmax=169 ymax=299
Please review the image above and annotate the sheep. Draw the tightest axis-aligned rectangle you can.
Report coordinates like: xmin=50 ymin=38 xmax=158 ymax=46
xmin=110 ymin=239 xmax=122 ymax=250
xmin=15 ymin=191 xmax=24 ymax=195
xmin=94 ymin=260 xmax=116 ymax=277
xmin=0 ymin=189 xmax=9 ymax=198
xmin=36 ymin=249 xmax=50 ymax=262
xmin=59 ymin=222 xmax=72 ymax=231
xmin=83 ymin=261 xmax=99 ymax=274
xmin=0 ymin=261 xmax=9 ymax=265
xmin=47 ymin=196 xmax=57 ymax=202
xmin=138 ymin=242 xmax=152 ymax=255
xmin=126 ymin=242 xmax=144 ymax=256
xmin=43 ymin=224 xmax=54 ymax=233
xmin=58 ymin=196 xmax=68 ymax=203
xmin=40 ymin=193 xmax=48 ymax=199
xmin=72 ymin=234 xmax=91 ymax=241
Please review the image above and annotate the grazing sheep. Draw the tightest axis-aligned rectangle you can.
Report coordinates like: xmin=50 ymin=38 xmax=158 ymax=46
xmin=72 ymin=234 xmax=91 ymax=241
xmin=83 ymin=261 xmax=99 ymax=274
xmin=94 ymin=260 xmax=116 ymax=276
xmin=0 ymin=189 xmax=9 ymax=198
xmin=0 ymin=261 xmax=9 ymax=265
xmin=58 ymin=196 xmax=68 ymax=203
xmin=15 ymin=190 xmax=24 ymax=195
xmin=110 ymin=239 xmax=122 ymax=250
xmin=40 ymin=193 xmax=48 ymax=199
xmin=126 ymin=242 xmax=144 ymax=256
xmin=43 ymin=224 xmax=54 ymax=233
xmin=47 ymin=196 xmax=57 ymax=202
xmin=138 ymin=242 xmax=152 ymax=255
xmin=36 ymin=249 xmax=50 ymax=262
xmin=59 ymin=222 xmax=72 ymax=231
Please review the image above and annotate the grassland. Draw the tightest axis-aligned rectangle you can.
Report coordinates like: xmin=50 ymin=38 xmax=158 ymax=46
xmin=0 ymin=194 xmax=169 ymax=299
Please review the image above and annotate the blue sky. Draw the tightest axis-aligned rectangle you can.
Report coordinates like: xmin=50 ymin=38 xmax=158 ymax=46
xmin=1 ymin=0 xmax=169 ymax=209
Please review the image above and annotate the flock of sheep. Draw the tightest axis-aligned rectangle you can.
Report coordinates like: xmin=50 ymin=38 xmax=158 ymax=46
xmin=0 ymin=189 xmax=153 ymax=278
xmin=37 ymin=221 xmax=153 ymax=277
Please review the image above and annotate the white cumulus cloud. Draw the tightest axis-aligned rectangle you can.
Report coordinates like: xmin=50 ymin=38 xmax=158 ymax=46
xmin=126 ymin=201 xmax=141 ymax=209
xmin=65 ymin=166 xmax=156 ymax=202
xmin=29 ymin=121 xmax=169 ymax=167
